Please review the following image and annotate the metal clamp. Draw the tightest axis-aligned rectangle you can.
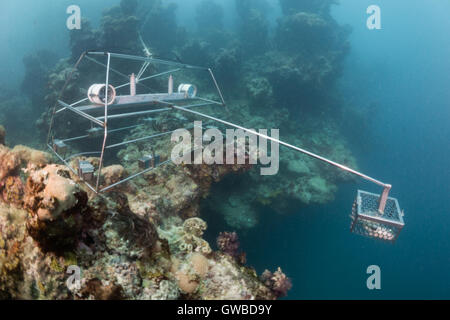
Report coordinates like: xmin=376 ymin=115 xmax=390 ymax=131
xmin=378 ymin=184 xmax=392 ymax=214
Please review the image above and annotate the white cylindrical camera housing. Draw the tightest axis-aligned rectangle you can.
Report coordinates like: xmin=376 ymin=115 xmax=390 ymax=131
xmin=178 ymin=83 xmax=197 ymax=98
xmin=87 ymin=84 xmax=117 ymax=105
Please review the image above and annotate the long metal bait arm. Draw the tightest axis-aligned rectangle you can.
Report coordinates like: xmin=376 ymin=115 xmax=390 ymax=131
xmin=170 ymin=104 xmax=392 ymax=214
xmin=47 ymin=51 xmax=394 ymax=216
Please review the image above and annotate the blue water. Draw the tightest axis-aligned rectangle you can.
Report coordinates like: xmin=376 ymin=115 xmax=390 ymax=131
xmin=237 ymin=0 xmax=450 ymax=299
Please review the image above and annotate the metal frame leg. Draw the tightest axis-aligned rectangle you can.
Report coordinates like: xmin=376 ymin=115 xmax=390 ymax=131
xmin=95 ymin=53 xmax=111 ymax=192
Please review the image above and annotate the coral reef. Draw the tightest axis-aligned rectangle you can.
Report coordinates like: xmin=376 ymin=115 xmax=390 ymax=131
xmin=0 ymin=132 xmax=286 ymax=299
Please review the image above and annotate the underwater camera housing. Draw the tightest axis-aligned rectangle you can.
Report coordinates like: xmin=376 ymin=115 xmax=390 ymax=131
xmin=77 ymin=159 xmax=95 ymax=182
xmin=351 ymin=190 xmax=405 ymax=242
xmin=138 ymin=154 xmax=161 ymax=169
xmin=178 ymin=84 xmax=197 ymax=98
xmin=87 ymin=83 xmax=116 ymax=105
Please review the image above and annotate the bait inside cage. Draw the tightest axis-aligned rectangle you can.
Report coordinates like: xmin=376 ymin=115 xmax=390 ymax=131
xmin=350 ymin=190 xmax=405 ymax=242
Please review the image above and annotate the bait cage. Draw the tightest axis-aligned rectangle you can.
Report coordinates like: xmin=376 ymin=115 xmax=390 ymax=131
xmin=351 ymin=190 xmax=405 ymax=242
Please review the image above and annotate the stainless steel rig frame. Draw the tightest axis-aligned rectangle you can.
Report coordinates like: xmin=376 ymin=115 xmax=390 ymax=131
xmin=47 ymin=51 xmax=405 ymax=242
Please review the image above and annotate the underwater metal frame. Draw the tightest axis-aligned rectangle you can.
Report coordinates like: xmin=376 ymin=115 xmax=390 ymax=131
xmin=46 ymin=51 xmax=405 ymax=242
xmin=47 ymin=51 xmax=226 ymax=193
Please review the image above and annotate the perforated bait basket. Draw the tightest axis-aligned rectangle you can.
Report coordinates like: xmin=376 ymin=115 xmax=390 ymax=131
xmin=350 ymin=190 xmax=405 ymax=242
